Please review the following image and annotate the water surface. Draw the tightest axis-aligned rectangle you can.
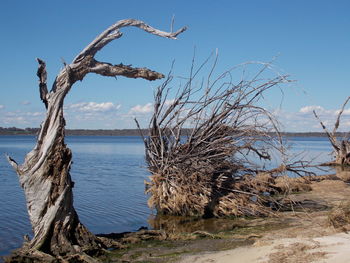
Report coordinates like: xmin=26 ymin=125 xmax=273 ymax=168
xmin=0 ymin=135 xmax=335 ymax=256
xmin=0 ymin=136 xmax=151 ymax=257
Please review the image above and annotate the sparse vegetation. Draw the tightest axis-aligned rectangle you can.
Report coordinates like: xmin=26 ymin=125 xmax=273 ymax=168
xmin=328 ymin=202 xmax=350 ymax=231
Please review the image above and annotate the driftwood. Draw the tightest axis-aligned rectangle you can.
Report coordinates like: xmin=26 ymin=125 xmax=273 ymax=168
xmin=6 ymin=19 xmax=186 ymax=262
xmin=313 ymin=96 xmax=350 ymax=166
xmin=138 ymin=59 xmax=314 ymax=218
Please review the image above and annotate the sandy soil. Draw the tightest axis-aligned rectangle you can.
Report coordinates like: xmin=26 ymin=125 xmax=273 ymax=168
xmin=180 ymin=232 xmax=350 ymax=263
xmin=179 ymin=179 xmax=350 ymax=263
xmin=97 ymin=177 xmax=350 ymax=263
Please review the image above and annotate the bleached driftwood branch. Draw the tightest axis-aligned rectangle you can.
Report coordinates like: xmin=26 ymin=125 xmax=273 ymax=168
xmin=6 ymin=18 xmax=186 ymax=262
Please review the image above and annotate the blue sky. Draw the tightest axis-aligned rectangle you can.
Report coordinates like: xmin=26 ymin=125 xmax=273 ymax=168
xmin=0 ymin=0 xmax=349 ymax=131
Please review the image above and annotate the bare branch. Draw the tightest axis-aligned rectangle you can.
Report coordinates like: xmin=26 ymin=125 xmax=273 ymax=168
xmin=313 ymin=110 xmax=340 ymax=152
xmin=314 ymin=97 xmax=350 ymax=166
xmin=5 ymin=154 xmax=18 ymax=171
xmin=333 ymin=96 xmax=350 ymax=134
xmin=89 ymin=59 xmax=164 ymax=81
xmin=36 ymin=58 xmax=48 ymax=108
xmin=74 ymin=19 xmax=187 ymax=63
xmin=134 ymin=118 xmax=146 ymax=143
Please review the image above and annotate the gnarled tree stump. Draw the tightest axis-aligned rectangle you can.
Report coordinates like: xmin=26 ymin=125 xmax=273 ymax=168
xmin=6 ymin=19 xmax=186 ymax=262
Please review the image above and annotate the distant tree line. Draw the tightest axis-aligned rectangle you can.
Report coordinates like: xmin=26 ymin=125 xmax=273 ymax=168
xmin=0 ymin=127 xmax=145 ymax=136
xmin=0 ymin=126 xmax=347 ymax=137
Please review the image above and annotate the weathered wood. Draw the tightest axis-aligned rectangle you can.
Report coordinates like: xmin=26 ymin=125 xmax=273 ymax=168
xmin=6 ymin=19 xmax=186 ymax=262
xmin=36 ymin=58 xmax=48 ymax=109
xmin=314 ymin=96 xmax=350 ymax=166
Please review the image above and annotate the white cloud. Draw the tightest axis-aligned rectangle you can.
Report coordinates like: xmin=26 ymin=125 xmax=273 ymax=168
xmin=1 ymin=100 xmax=349 ymax=131
xmin=298 ymin=105 xmax=350 ymax=117
xmin=67 ymin=102 xmax=121 ymax=112
xmin=128 ymin=100 xmax=176 ymax=116
xmin=21 ymin=101 xmax=31 ymax=105
xmin=129 ymin=103 xmax=153 ymax=114
xmin=26 ymin=112 xmax=44 ymax=117
xmin=335 ymin=108 xmax=350 ymax=116
xmin=165 ymin=99 xmax=176 ymax=106
xmin=272 ymin=105 xmax=350 ymax=132
xmin=0 ymin=109 xmax=46 ymax=127
xmin=299 ymin=105 xmax=325 ymax=114
xmin=59 ymin=101 xmax=126 ymax=129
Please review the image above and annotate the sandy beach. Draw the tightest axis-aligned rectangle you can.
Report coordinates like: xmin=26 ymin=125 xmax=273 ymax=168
xmin=180 ymin=232 xmax=350 ymax=263
xmin=177 ymin=178 xmax=350 ymax=263
xmin=91 ymin=177 xmax=350 ymax=263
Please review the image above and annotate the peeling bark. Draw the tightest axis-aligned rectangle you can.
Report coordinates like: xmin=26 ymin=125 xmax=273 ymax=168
xmin=6 ymin=19 xmax=186 ymax=261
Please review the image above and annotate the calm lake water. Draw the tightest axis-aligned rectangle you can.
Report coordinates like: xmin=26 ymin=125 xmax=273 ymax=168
xmin=0 ymin=135 xmax=335 ymax=256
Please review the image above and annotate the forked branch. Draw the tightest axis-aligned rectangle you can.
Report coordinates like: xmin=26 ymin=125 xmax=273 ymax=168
xmin=74 ymin=19 xmax=187 ymax=63
xmin=333 ymin=96 xmax=350 ymax=134
xmin=313 ymin=110 xmax=339 ymax=151
xmin=314 ymin=96 xmax=350 ymax=166
xmin=33 ymin=19 xmax=187 ymax=106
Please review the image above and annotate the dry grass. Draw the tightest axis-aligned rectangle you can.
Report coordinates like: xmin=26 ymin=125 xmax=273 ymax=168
xmin=274 ymin=176 xmax=312 ymax=193
xmin=328 ymin=202 xmax=350 ymax=231
xmin=267 ymin=242 xmax=326 ymax=263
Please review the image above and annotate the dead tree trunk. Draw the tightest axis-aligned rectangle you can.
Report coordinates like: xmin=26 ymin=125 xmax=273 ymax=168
xmin=313 ymin=96 xmax=350 ymax=166
xmin=6 ymin=19 xmax=185 ymax=261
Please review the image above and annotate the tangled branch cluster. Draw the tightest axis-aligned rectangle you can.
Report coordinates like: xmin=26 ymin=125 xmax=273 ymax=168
xmin=138 ymin=58 xmax=312 ymax=217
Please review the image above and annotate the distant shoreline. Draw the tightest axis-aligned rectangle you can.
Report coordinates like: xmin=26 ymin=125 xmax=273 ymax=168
xmin=0 ymin=127 xmax=146 ymax=136
xmin=0 ymin=127 xmax=347 ymax=137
